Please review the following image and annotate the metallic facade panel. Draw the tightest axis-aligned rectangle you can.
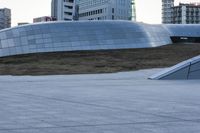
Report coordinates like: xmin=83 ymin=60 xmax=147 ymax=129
xmin=150 ymin=55 xmax=200 ymax=80
xmin=0 ymin=20 xmax=199 ymax=58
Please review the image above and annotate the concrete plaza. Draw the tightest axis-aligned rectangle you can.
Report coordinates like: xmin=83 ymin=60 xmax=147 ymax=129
xmin=0 ymin=69 xmax=200 ymax=133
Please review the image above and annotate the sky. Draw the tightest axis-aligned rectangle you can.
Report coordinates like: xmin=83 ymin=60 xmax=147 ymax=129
xmin=0 ymin=0 xmax=200 ymax=26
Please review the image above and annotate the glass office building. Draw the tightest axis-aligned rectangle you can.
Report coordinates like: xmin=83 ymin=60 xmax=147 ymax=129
xmin=78 ymin=0 xmax=136 ymax=21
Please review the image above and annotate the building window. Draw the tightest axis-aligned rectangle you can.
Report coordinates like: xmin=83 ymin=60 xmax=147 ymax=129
xmin=112 ymin=8 xmax=114 ymax=13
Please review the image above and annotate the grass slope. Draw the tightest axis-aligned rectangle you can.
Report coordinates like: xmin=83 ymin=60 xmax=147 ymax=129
xmin=0 ymin=43 xmax=200 ymax=75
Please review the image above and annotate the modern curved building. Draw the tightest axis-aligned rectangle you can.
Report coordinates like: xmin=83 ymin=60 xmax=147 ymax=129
xmin=0 ymin=20 xmax=200 ymax=57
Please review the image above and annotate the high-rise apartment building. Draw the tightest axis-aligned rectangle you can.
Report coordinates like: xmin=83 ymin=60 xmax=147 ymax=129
xmin=172 ymin=3 xmax=200 ymax=24
xmin=162 ymin=0 xmax=174 ymax=24
xmin=0 ymin=8 xmax=11 ymax=30
xmin=78 ymin=0 xmax=136 ymax=21
xmin=51 ymin=0 xmax=79 ymax=21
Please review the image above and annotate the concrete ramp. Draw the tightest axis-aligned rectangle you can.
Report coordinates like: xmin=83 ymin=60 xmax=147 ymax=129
xmin=149 ymin=55 xmax=200 ymax=80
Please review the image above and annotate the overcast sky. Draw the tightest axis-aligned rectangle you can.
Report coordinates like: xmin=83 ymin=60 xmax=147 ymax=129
xmin=0 ymin=0 xmax=200 ymax=26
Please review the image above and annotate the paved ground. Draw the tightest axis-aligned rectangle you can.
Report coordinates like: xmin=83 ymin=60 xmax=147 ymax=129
xmin=1 ymin=69 xmax=200 ymax=133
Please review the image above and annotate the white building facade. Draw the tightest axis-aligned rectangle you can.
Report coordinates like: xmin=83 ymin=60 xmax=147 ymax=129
xmin=51 ymin=0 xmax=78 ymax=21
xmin=78 ymin=0 xmax=135 ymax=21
xmin=162 ymin=0 xmax=174 ymax=24
xmin=0 ymin=8 xmax=11 ymax=30
xmin=172 ymin=3 xmax=200 ymax=24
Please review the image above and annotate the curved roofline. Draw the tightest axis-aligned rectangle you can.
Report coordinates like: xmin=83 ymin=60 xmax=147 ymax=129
xmin=0 ymin=20 xmax=145 ymax=32
xmin=0 ymin=20 xmax=199 ymax=57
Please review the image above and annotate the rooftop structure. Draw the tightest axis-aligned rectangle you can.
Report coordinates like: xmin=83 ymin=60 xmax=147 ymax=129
xmin=33 ymin=16 xmax=56 ymax=23
xmin=0 ymin=8 xmax=11 ymax=30
xmin=17 ymin=23 xmax=29 ymax=26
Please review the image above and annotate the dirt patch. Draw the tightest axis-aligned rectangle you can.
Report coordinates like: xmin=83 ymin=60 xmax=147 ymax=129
xmin=0 ymin=43 xmax=200 ymax=75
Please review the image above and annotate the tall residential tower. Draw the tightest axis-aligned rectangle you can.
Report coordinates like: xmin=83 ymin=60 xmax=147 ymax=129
xmin=162 ymin=0 xmax=174 ymax=23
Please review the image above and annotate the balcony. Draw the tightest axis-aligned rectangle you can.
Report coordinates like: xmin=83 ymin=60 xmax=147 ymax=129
xmin=64 ymin=2 xmax=74 ymax=7
xmin=64 ymin=7 xmax=73 ymax=13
